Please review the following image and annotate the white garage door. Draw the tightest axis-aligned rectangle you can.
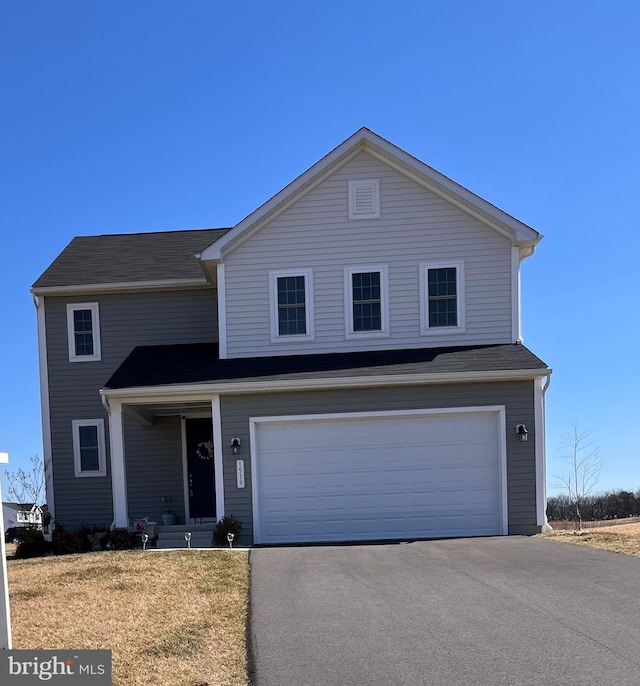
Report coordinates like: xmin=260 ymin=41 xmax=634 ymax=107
xmin=252 ymin=408 xmax=506 ymax=544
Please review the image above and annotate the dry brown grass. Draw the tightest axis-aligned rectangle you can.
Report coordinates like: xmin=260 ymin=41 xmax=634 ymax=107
xmin=548 ymin=516 xmax=640 ymax=531
xmin=7 ymin=550 xmax=249 ymax=686
xmin=592 ymin=521 xmax=640 ymax=535
xmin=541 ymin=520 xmax=640 ymax=558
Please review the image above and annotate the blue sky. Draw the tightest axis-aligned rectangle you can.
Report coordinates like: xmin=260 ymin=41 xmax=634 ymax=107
xmin=1 ymin=1 xmax=639 ymax=500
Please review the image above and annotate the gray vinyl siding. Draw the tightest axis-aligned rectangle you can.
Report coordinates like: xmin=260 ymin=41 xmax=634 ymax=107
xmin=44 ymin=288 xmax=217 ymax=530
xmin=224 ymin=151 xmax=513 ymax=358
xmin=220 ymin=380 xmax=538 ymax=545
xmin=124 ymin=415 xmax=186 ymax=525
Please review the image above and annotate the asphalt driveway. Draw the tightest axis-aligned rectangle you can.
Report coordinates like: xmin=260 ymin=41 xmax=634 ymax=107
xmin=249 ymin=537 xmax=640 ymax=685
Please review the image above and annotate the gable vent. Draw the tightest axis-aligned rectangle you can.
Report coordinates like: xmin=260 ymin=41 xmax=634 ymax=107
xmin=348 ymin=179 xmax=380 ymax=220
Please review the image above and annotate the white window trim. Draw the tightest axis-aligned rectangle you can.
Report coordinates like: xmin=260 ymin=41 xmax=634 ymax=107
xmin=268 ymin=269 xmax=315 ymax=343
xmin=66 ymin=302 xmax=101 ymax=362
xmin=72 ymin=419 xmax=107 ymax=478
xmin=419 ymin=260 xmax=466 ymax=335
xmin=348 ymin=179 xmax=380 ymax=219
xmin=344 ymin=265 xmax=390 ymax=339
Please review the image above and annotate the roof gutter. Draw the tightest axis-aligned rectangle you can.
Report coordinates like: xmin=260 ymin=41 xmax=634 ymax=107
xmin=100 ymin=367 xmax=552 ymax=403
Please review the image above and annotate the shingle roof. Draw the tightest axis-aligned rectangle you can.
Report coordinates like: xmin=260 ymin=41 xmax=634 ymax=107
xmin=32 ymin=228 xmax=230 ymax=289
xmin=105 ymin=343 xmax=549 ymax=390
xmin=2 ymin=502 xmax=35 ymax=511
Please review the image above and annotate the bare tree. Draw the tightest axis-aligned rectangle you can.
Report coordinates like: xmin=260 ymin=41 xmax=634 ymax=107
xmin=3 ymin=454 xmax=48 ymax=507
xmin=554 ymin=426 xmax=604 ymax=529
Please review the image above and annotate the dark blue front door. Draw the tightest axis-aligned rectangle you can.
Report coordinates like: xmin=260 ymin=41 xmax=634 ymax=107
xmin=186 ymin=418 xmax=216 ymax=520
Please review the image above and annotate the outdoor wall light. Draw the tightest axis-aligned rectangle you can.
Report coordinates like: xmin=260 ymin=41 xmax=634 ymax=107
xmin=516 ymin=424 xmax=528 ymax=442
xmin=227 ymin=532 xmax=235 ymax=549
xmin=184 ymin=532 xmax=192 ymax=550
xmin=231 ymin=437 xmax=241 ymax=455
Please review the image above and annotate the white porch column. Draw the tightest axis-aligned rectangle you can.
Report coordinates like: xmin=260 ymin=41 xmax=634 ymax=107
xmin=0 ymin=452 xmax=12 ymax=649
xmin=212 ymin=396 xmax=225 ymax=520
xmin=108 ymin=401 xmax=129 ymax=528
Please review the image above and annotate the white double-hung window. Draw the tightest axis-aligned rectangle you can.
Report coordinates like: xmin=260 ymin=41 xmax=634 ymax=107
xmin=344 ymin=265 xmax=389 ymax=338
xmin=72 ymin=419 xmax=107 ymax=477
xmin=66 ymin=302 xmax=101 ymax=362
xmin=269 ymin=269 xmax=315 ymax=342
xmin=419 ymin=261 xmax=465 ymax=335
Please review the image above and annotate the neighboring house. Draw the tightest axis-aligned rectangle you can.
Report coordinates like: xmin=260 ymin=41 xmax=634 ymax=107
xmin=32 ymin=128 xmax=551 ymax=545
xmin=2 ymin=503 xmax=43 ymax=530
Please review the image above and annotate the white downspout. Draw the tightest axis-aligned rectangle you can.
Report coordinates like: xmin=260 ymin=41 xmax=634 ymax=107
xmin=535 ymin=373 xmax=553 ymax=532
xmin=511 ymin=247 xmax=522 ymax=343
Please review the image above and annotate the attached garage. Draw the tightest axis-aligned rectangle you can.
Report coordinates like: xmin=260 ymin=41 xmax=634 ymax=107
xmin=250 ymin=407 xmax=507 ymax=544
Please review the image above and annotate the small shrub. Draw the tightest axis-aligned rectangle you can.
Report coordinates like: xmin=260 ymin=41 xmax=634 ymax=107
xmin=77 ymin=527 xmax=94 ymax=553
xmin=14 ymin=529 xmax=49 ymax=559
xmin=52 ymin=530 xmax=82 ymax=556
xmin=214 ymin=515 xmax=242 ymax=546
xmin=78 ymin=524 xmax=110 ymax=551
xmin=109 ymin=528 xmax=135 ymax=550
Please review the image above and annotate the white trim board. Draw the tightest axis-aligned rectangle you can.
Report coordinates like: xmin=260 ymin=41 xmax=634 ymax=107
xmin=34 ymin=295 xmax=54 ymax=524
xmin=101 ymin=368 xmax=552 ymax=403
xmin=250 ymin=405 xmax=509 ymax=545
xmin=217 ymin=264 xmax=228 ymax=359
xmin=212 ymin=396 xmax=225 ymax=521
xmin=31 ymin=278 xmax=212 ymax=296
xmin=250 ymin=404 xmax=506 ymax=424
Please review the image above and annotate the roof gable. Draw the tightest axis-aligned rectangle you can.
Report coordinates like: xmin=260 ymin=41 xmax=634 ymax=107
xmin=2 ymin=502 xmax=36 ymax=511
xmin=200 ymin=128 xmax=541 ymax=262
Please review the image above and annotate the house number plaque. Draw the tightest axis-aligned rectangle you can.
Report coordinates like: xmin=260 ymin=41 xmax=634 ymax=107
xmin=236 ymin=460 xmax=245 ymax=488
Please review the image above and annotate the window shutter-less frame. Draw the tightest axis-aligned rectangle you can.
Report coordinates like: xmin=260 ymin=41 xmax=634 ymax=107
xmin=348 ymin=179 xmax=380 ymax=219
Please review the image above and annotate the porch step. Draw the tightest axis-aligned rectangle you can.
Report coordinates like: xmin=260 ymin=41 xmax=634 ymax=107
xmin=154 ymin=525 xmax=215 ymax=549
xmin=155 ymin=524 xmax=216 ymax=534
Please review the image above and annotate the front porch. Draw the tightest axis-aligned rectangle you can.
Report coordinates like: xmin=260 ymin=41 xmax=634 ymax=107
xmin=104 ymin=394 xmax=225 ymax=531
